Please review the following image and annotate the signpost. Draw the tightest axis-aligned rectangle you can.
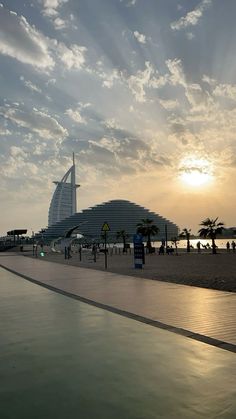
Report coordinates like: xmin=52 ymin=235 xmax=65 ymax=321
xmin=101 ymin=222 xmax=110 ymax=269
xmin=133 ymin=233 xmax=143 ymax=269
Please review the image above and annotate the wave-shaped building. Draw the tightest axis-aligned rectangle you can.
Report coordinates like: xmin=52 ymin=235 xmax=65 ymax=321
xmin=38 ymin=199 xmax=179 ymax=242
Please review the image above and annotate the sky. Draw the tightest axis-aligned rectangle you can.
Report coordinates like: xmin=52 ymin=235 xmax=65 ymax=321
xmin=1 ymin=0 xmax=236 ymax=235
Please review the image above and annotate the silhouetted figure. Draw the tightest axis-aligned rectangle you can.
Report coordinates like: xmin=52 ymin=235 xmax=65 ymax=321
xmin=170 ymin=246 xmax=174 ymax=254
xmin=79 ymin=245 xmax=82 ymax=261
xmin=231 ymin=241 xmax=236 ymax=253
xmin=159 ymin=244 xmax=164 ymax=255
xmin=92 ymin=244 xmax=97 ymax=262
xmin=197 ymin=241 xmax=201 ymax=253
xmin=226 ymin=241 xmax=230 ymax=252
xmin=67 ymin=245 xmax=72 ymax=259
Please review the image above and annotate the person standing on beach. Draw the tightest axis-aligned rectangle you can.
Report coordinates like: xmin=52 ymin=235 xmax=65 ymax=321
xmin=231 ymin=241 xmax=236 ymax=253
xmin=197 ymin=241 xmax=201 ymax=253
xmin=159 ymin=244 xmax=164 ymax=255
xmin=226 ymin=241 xmax=230 ymax=252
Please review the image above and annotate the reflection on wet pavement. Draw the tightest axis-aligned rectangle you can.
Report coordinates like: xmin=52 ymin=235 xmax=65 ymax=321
xmin=0 ymin=268 xmax=236 ymax=419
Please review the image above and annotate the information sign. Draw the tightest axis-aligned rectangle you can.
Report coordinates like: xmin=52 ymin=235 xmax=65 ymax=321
xmin=101 ymin=222 xmax=110 ymax=232
xmin=133 ymin=233 xmax=143 ymax=269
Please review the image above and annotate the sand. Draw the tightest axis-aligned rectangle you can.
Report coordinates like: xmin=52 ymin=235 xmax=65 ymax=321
xmin=32 ymin=248 xmax=236 ymax=292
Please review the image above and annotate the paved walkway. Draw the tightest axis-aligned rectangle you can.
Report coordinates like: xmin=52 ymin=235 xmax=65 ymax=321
xmin=0 ymin=253 xmax=236 ymax=352
xmin=2 ymin=267 xmax=236 ymax=419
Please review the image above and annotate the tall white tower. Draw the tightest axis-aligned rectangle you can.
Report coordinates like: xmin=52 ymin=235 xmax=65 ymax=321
xmin=48 ymin=153 xmax=80 ymax=226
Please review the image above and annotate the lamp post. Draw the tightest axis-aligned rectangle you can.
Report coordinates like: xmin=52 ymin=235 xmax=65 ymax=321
xmin=165 ymin=224 xmax=168 ymax=253
xmin=32 ymin=231 xmax=35 ymax=256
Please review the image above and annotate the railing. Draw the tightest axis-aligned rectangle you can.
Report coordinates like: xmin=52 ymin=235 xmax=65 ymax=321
xmin=0 ymin=243 xmax=16 ymax=252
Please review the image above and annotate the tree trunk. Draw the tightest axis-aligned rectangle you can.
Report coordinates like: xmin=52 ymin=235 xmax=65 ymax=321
xmin=212 ymin=238 xmax=217 ymax=254
xmin=147 ymin=234 xmax=152 ymax=253
xmin=123 ymin=237 xmax=126 ymax=253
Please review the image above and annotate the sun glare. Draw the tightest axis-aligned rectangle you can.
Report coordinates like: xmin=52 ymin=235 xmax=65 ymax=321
xmin=179 ymin=156 xmax=213 ymax=187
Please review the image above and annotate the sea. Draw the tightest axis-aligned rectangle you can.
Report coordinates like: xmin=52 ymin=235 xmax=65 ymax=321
xmin=112 ymin=238 xmax=236 ymax=250
xmin=154 ymin=238 xmax=236 ymax=250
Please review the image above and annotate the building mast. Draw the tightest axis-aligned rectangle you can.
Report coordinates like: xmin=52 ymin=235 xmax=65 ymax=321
xmin=72 ymin=152 xmax=78 ymax=214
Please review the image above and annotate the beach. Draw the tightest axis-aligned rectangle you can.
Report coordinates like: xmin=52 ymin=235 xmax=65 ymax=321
xmin=30 ymin=248 xmax=236 ymax=292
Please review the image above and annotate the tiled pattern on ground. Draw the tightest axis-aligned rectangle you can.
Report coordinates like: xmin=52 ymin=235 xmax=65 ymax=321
xmin=0 ymin=254 xmax=236 ymax=347
xmin=1 ymin=268 xmax=236 ymax=419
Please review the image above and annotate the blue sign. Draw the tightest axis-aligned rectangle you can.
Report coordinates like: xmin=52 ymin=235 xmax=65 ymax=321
xmin=133 ymin=233 xmax=143 ymax=244
xmin=133 ymin=234 xmax=143 ymax=269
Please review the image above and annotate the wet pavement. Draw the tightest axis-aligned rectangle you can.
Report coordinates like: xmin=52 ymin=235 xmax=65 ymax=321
xmin=0 ymin=254 xmax=236 ymax=351
xmin=1 ymin=267 xmax=236 ymax=419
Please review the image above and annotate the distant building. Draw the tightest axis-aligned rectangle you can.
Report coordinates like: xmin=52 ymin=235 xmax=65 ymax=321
xmin=38 ymin=199 xmax=179 ymax=242
xmin=48 ymin=153 xmax=80 ymax=226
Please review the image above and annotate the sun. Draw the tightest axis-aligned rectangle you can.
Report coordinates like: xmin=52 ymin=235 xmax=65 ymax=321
xmin=179 ymin=156 xmax=214 ymax=187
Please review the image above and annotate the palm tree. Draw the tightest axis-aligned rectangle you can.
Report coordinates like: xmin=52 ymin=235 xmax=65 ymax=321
xmin=198 ymin=218 xmax=224 ymax=254
xmin=179 ymin=228 xmax=191 ymax=252
xmin=116 ymin=230 xmax=129 ymax=253
xmin=136 ymin=219 xmax=159 ymax=253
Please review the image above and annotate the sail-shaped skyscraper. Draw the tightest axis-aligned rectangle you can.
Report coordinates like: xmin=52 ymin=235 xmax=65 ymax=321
xmin=48 ymin=153 xmax=80 ymax=226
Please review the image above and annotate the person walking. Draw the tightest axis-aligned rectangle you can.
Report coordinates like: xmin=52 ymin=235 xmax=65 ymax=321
xmin=197 ymin=241 xmax=201 ymax=253
xmin=226 ymin=241 xmax=230 ymax=253
xmin=231 ymin=241 xmax=236 ymax=253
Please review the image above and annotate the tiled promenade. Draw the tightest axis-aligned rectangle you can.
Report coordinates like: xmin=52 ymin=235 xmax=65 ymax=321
xmin=0 ymin=253 xmax=236 ymax=352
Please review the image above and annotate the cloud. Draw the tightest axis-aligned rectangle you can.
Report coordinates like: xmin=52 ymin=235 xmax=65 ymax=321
xmin=53 ymin=17 xmax=67 ymax=30
xmin=133 ymin=31 xmax=146 ymax=44
xmin=126 ymin=61 xmax=169 ymax=102
xmin=0 ymin=105 xmax=68 ymax=140
xmin=202 ymin=74 xmax=236 ymax=102
xmin=0 ymin=4 xmax=86 ymax=72
xmin=171 ymin=0 xmax=213 ymax=31
xmin=0 ymin=145 xmax=40 ymax=180
xmin=0 ymin=127 xmax=11 ymax=136
xmin=120 ymin=0 xmax=137 ymax=7
xmin=10 ymin=146 xmax=27 ymax=158
xmin=166 ymin=58 xmax=186 ymax=86
xmin=165 ymin=58 xmax=205 ymax=109
xmin=22 ymin=78 xmax=42 ymax=93
xmin=65 ymin=108 xmax=87 ymax=124
xmin=41 ymin=1 xmax=76 ymax=31
xmin=213 ymin=84 xmax=236 ymax=101
xmin=127 ymin=62 xmax=155 ymax=103
xmin=41 ymin=0 xmax=69 ymax=17
xmin=159 ymin=99 xmax=179 ymax=110
xmin=78 ymin=134 xmax=159 ymax=177
xmin=100 ymin=69 xmax=120 ymax=88
xmin=186 ymin=32 xmax=195 ymax=40
xmin=57 ymin=43 xmax=87 ymax=70
xmin=0 ymin=5 xmax=54 ymax=69
xmin=103 ymin=118 xmax=123 ymax=130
